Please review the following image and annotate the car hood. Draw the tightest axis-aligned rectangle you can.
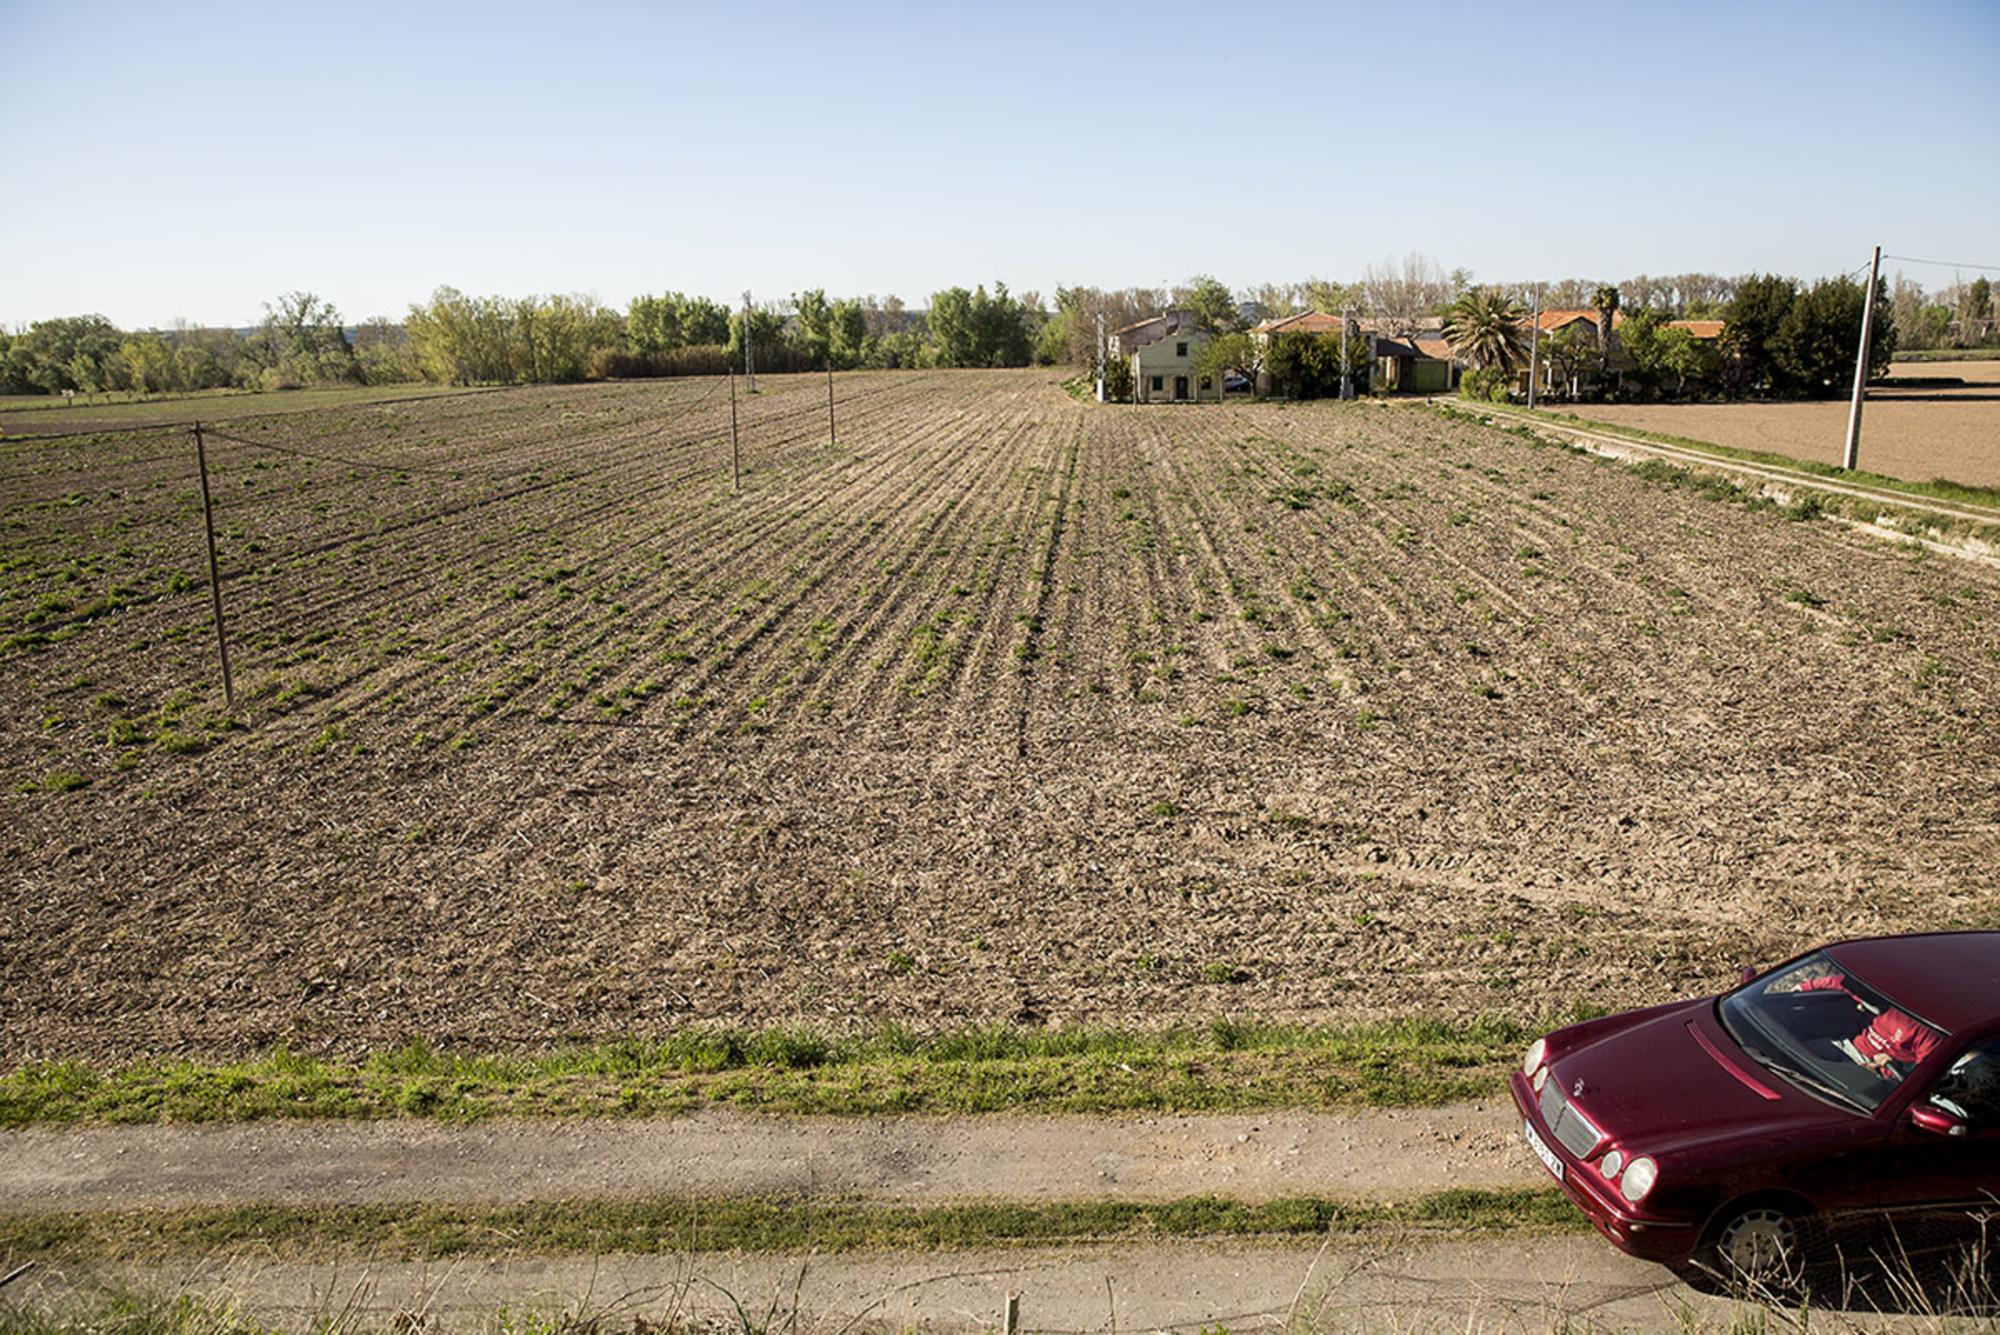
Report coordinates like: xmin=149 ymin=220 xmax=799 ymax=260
xmin=1548 ymin=1000 xmax=1844 ymax=1155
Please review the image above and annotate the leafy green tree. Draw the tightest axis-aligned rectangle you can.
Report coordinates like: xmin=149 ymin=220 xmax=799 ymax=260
xmin=1184 ymin=275 xmax=1243 ymax=334
xmin=1442 ymin=288 xmax=1528 ymax=372
xmin=927 ymin=284 xmax=1031 ymax=368
xmin=119 ymin=334 xmax=178 ymax=394
xmin=1772 ymin=275 xmax=1895 ymax=396
xmin=626 ymin=292 xmax=726 ymax=354
xmin=829 ymin=298 xmax=869 ymax=369
xmin=1540 ymin=325 xmax=1597 ymax=398
xmin=791 ymin=289 xmax=833 ymax=366
xmin=259 ymin=291 xmax=360 ymax=386
xmin=1263 ymin=330 xmax=1362 ymax=399
xmin=1721 ymin=274 xmax=1799 ymax=394
xmin=726 ymin=306 xmax=790 ymax=373
xmin=1657 ymin=326 xmax=1719 ymax=395
xmin=1195 ymin=331 xmax=1257 ymax=389
xmin=9 ymin=315 xmax=123 ymax=392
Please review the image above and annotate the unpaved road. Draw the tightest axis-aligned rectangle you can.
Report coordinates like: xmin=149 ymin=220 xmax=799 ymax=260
xmin=15 ymin=1238 xmax=1708 ymax=1332
xmin=0 ymin=1104 xmax=1533 ymax=1211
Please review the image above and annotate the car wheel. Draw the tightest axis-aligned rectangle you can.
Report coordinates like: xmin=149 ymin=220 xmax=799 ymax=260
xmin=1704 ymin=1204 xmax=1807 ymax=1293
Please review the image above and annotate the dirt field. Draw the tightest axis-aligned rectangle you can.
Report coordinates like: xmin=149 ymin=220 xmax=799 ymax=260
xmin=3 ymin=370 xmax=1996 ymax=1061
xmin=1579 ymin=360 xmax=2000 ymax=488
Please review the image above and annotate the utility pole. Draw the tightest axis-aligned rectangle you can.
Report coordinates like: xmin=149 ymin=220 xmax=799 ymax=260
xmin=826 ymin=356 xmax=836 ymax=447
xmin=1843 ymin=244 xmax=1882 ymax=471
xmin=1095 ymin=310 xmax=1106 ymax=402
xmin=728 ymin=368 xmax=740 ymax=493
xmin=1340 ymin=307 xmax=1354 ymax=400
xmin=191 ymin=422 xmax=235 ymax=709
xmin=741 ymin=290 xmax=756 ymax=393
xmin=1526 ymin=283 xmax=1543 ymax=412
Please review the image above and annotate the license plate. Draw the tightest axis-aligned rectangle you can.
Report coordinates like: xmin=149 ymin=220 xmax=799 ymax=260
xmin=1525 ymin=1119 xmax=1564 ymax=1181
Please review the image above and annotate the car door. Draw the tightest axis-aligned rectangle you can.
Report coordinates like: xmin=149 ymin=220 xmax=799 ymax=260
xmin=1870 ymin=1035 xmax=2000 ymax=1253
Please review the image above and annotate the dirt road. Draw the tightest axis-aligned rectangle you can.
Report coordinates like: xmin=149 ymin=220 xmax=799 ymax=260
xmin=20 ymin=1238 xmax=1702 ymax=1332
xmin=0 ymin=1105 xmax=1534 ymax=1211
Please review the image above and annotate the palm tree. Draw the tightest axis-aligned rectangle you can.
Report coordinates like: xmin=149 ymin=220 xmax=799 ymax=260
xmin=1592 ymin=284 xmax=1621 ymax=373
xmin=1443 ymin=288 xmax=1529 ymax=371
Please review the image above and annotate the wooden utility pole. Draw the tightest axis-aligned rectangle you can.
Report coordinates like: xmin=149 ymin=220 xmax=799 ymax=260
xmin=728 ymin=368 xmax=740 ymax=493
xmin=191 ymin=422 xmax=235 ymax=709
xmin=826 ymin=357 xmax=836 ymax=446
xmin=1843 ymin=245 xmax=1882 ymax=471
xmin=1340 ymin=307 xmax=1355 ymax=400
xmin=1526 ymin=283 xmax=1543 ymax=411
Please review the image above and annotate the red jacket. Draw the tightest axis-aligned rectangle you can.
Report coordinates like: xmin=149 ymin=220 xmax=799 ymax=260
xmin=1798 ymin=974 xmax=1942 ymax=1071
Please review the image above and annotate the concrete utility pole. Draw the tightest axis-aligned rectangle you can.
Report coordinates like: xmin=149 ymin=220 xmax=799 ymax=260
xmin=1526 ymin=284 xmax=1543 ymax=411
xmin=826 ymin=357 xmax=836 ymax=446
xmin=741 ymin=290 xmax=756 ymax=392
xmin=1095 ymin=311 xmax=1106 ymax=402
xmin=729 ymin=368 xmax=740 ymax=493
xmin=1843 ymin=245 xmax=1882 ymax=471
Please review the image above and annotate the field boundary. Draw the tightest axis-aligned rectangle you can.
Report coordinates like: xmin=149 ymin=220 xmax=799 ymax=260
xmin=0 ymin=1188 xmax=1577 ymax=1260
xmin=0 ymin=1017 xmax=1544 ymax=1125
xmin=1444 ymin=402 xmax=2000 ymax=526
xmin=1437 ymin=400 xmax=2000 ymax=563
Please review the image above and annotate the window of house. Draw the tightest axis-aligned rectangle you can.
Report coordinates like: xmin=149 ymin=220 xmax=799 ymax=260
xmin=1176 ymin=342 xmax=1188 ymax=357
xmin=1200 ymin=376 xmax=1212 ymax=389
xmin=1150 ymin=375 xmax=1163 ymax=391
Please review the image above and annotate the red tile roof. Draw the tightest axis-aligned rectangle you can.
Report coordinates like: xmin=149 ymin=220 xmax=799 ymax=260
xmin=1666 ymin=319 xmax=1725 ymax=339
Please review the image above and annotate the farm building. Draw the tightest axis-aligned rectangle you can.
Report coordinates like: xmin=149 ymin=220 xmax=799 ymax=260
xmin=1250 ymin=312 xmax=1455 ymax=395
xmin=1131 ymin=326 xmax=1213 ymax=402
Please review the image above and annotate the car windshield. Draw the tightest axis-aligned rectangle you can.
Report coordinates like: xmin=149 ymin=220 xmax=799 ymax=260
xmin=1719 ymin=952 xmax=1949 ymax=1114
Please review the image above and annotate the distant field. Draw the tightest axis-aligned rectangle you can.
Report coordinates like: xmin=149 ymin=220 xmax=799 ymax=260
xmin=0 ymin=382 xmax=497 ymax=437
xmin=2 ymin=370 xmax=1994 ymax=1062
xmin=1578 ymin=361 xmax=2000 ymax=487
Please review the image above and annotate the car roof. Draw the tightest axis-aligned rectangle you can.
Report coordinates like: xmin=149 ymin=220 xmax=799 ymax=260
xmin=1826 ymin=932 xmax=2000 ymax=1033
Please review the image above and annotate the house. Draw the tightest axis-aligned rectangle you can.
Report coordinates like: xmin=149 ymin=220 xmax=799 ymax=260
xmin=1131 ymin=325 xmax=1212 ymax=402
xmin=1664 ymin=319 xmax=1724 ymax=340
xmin=1249 ymin=311 xmax=1455 ymax=394
xmin=1109 ymin=311 xmax=1198 ymax=358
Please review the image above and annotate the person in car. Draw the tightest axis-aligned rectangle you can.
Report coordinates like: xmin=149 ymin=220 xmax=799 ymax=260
xmin=1776 ymin=970 xmax=1943 ymax=1077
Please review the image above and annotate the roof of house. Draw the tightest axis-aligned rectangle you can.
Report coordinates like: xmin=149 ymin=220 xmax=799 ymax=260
xmin=1665 ymin=319 xmax=1725 ymax=339
xmin=1253 ymin=310 xmax=1344 ymax=335
xmin=1372 ymin=336 xmax=1425 ymax=358
xmin=1531 ymin=308 xmax=1627 ymax=334
xmin=1111 ymin=314 xmax=1177 ymax=336
xmin=1412 ymin=336 xmax=1454 ymax=360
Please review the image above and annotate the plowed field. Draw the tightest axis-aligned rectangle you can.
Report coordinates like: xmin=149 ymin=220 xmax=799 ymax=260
xmin=4 ymin=370 xmax=1996 ymax=1060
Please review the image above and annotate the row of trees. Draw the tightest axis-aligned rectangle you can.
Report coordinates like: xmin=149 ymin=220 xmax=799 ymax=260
xmin=0 ymin=294 xmax=414 ymax=396
xmin=1433 ymin=274 xmax=1896 ymax=403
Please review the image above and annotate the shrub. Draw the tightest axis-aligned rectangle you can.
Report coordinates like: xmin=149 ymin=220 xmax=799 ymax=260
xmin=1459 ymin=367 xmax=1511 ymax=403
xmin=587 ymin=344 xmax=734 ymax=380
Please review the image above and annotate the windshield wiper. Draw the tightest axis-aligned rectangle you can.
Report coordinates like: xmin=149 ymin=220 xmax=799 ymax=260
xmin=1758 ymin=1054 xmax=1869 ymax=1114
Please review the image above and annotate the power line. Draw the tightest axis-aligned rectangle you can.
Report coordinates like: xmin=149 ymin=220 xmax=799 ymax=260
xmin=1884 ymin=253 xmax=2000 ymax=274
xmin=197 ymin=426 xmax=476 ymax=478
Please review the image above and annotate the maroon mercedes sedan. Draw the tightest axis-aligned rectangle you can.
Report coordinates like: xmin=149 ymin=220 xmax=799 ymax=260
xmin=1512 ymin=932 xmax=2000 ymax=1287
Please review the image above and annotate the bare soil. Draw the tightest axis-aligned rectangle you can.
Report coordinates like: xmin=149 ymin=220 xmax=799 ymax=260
xmin=1579 ymin=361 xmax=2000 ymax=487
xmin=4 ymin=371 xmax=1996 ymax=1061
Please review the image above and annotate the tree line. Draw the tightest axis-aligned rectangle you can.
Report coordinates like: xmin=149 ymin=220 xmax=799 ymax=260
xmin=7 ymin=258 xmax=1981 ymax=400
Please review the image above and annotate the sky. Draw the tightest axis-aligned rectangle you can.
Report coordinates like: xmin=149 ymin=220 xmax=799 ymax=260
xmin=2 ymin=0 xmax=1997 ymax=328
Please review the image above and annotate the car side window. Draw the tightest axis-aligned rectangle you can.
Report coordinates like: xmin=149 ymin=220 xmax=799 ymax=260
xmin=1927 ymin=1040 xmax=2000 ymax=1126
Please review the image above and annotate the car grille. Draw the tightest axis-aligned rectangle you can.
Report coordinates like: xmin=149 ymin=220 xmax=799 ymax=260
xmin=1538 ymin=1080 xmax=1604 ymax=1159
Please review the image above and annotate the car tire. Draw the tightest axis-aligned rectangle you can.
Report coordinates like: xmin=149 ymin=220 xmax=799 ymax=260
xmin=1698 ymin=1202 xmax=1810 ymax=1295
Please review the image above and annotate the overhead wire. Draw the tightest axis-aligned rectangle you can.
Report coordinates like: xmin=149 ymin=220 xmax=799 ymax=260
xmin=1884 ymin=254 xmax=2000 ymax=274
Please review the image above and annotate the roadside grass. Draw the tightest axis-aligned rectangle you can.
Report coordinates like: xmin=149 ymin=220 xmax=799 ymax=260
xmin=0 ymin=1015 xmax=1569 ymax=1126
xmin=1524 ymin=407 xmax=2000 ymax=514
xmin=0 ymin=1187 xmax=1579 ymax=1261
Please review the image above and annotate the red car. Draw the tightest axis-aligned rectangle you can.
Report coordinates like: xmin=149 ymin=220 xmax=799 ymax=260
xmin=1512 ymin=932 xmax=2000 ymax=1288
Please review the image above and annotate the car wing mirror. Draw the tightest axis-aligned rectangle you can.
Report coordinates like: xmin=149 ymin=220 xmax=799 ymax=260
xmin=1910 ymin=1104 xmax=1969 ymax=1138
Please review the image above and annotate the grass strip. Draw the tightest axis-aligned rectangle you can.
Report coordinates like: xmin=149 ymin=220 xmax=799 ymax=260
xmin=0 ymin=1016 xmax=1565 ymax=1126
xmin=0 ymin=1188 xmax=1580 ymax=1261
xmin=1524 ymin=408 xmax=2000 ymax=513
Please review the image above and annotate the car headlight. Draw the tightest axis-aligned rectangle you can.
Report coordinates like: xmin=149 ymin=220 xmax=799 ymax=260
xmin=1599 ymin=1149 xmax=1624 ymax=1180
xmin=1619 ymin=1156 xmax=1657 ymax=1202
xmin=1523 ymin=1038 xmax=1547 ymax=1076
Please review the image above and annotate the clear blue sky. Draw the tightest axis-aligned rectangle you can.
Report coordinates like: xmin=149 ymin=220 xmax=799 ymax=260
xmin=2 ymin=0 xmax=1996 ymax=328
